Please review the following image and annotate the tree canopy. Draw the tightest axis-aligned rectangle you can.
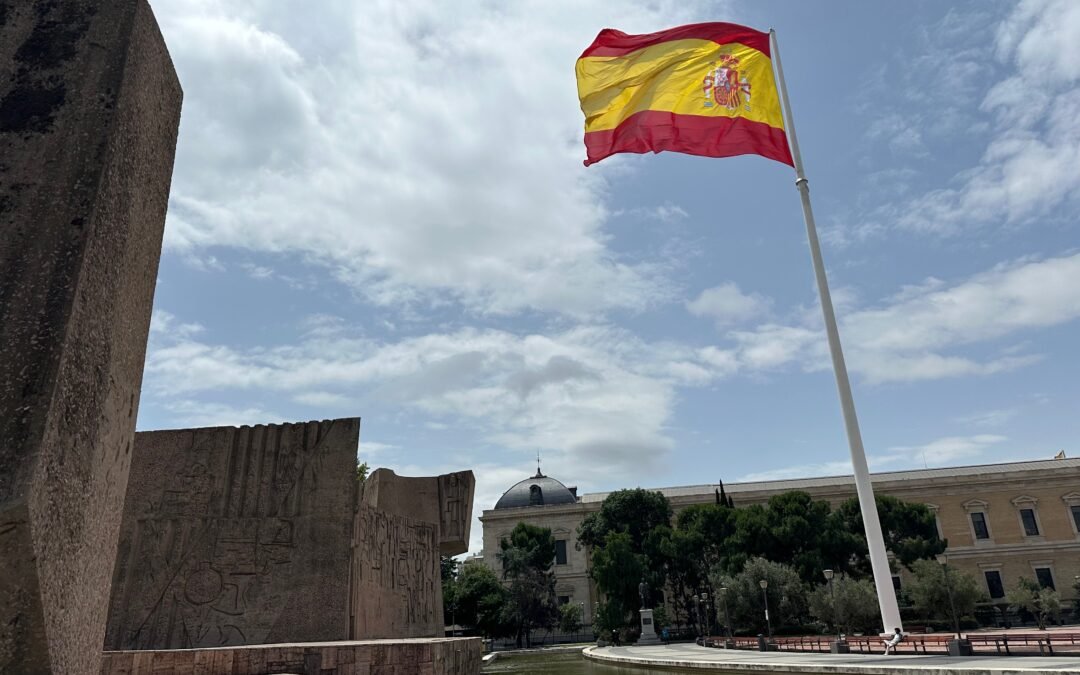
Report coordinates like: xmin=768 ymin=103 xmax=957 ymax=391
xmin=498 ymin=522 xmax=559 ymax=647
xmin=442 ymin=562 xmax=514 ymax=638
xmin=578 ymin=488 xmax=673 ymax=553
xmin=712 ymin=557 xmax=809 ymax=634
xmin=906 ymin=558 xmax=986 ymax=624
xmin=836 ymin=495 xmax=945 ymax=573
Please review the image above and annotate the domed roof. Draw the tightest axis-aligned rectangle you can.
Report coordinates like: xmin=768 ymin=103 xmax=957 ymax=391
xmin=494 ymin=470 xmax=578 ymax=510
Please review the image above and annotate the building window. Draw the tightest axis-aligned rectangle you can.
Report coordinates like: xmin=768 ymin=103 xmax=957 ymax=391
xmin=1011 ymin=496 xmax=1042 ymax=538
xmin=970 ymin=512 xmax=990 ymax=540
xmin=891 ymin=575 xmax=902 ymax=592
xmin=1035 ymin=567 xmax=1055 ymax=590
xmin=555 ymin=539 xmax=568 ymax=565
xmin=1020 ymin=508 xmax=1040 ymax=536
xmin=529 ymin=484 xmax=544 ymax=506
xmin=558 ymin=595 xmax=570 ymax=605
xmin=1063 ymin=493 xmax=1080 ymax=535
xmin=984 ymin=571 xmax=1005 ymax=599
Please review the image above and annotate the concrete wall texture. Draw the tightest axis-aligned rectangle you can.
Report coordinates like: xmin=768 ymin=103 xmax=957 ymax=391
xmin=105 ymin=419 xmax=360 ymax=650
xmin=352 ymin=469 xmax=476 ymax=639
xmin=0 ymin=1 xmax=181 ymax=672
xmin=99 ymin=638 xmax=483 ymax=675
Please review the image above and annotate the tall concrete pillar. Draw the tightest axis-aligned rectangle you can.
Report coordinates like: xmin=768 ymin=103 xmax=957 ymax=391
xmin=0 ymin=1 xmax=182 ymax=672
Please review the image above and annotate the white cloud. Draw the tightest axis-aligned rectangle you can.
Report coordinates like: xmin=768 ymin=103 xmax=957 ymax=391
xmin=151 ymin=0 xmax=712 ymax=316
xmin=718 ymin=252 xmax=1080 ymax=383
xmin=149 ymin=310 xmax=205 ymax=339
xmin=737 ymin=433 xmax=1010 ymax=482
xmin=896 ymin=0 xmax=1080 ymax=236
xmin=884 ymin=434 xmax=1008 ymax=466
xmin=159 ymin=399 xmax=282 ymax=428
xmin=144 ymin=319 xmax=728 ymax=477
xmin=738 ymin=461 xmax=855 ymax=483
xmin=293 ymin=391 xmax=352 ymax=407
xmin=687 ymin=283 xmax=771 ymax=327
xmin=954 ymin=408 xmax=1019 ymax=428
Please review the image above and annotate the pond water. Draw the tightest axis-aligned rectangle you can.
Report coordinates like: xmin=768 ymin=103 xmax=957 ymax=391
xmin=481 ymin=651 xmax=781 ymax=674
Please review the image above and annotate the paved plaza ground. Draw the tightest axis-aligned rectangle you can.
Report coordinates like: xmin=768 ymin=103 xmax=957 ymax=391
xmin=585 ymin=643 xmax=1080 ymax=674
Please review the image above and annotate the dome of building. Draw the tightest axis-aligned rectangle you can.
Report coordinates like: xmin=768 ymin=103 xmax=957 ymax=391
xmin=493 ymin=470 xmax=578 ymax=509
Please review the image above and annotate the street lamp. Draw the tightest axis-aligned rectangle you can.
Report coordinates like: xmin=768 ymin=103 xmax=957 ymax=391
xmin=719 ymin=587 xmax=734 ymax=643
xmin=759 ymin=579 xmax=772 ymax=640
xmin=823 ymin=569 xmax=849 ymax=653
xmin=936 ymin=554 xmax=972 ymax=656
xmin=702 ymin=592 xmax=710 ymax=637
xmin=936 ymin=555 xmax=961 ymax=638
xmin=823 ymin=569 xmax=839 ymax=639
xmin=692 ymin=594 xmax=702 ymax=640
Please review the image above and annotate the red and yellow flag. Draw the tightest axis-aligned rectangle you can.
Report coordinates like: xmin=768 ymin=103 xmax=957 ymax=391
xmin=576 ymin=22 xmax=793 ymax=167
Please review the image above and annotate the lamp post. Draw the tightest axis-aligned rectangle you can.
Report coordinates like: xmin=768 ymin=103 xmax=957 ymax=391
xmin=702 ymin=592 xmax=710 ymax=637
xmin=760 ymin=579 xmax=772 ymax=640
xmin=823 ymin=569 xmax=849 ymax=653
xmin=692 ymin=594 xmax=702 ymax=641
xmin=936 ymin=554 xmax=972 ymax=656
xmin=720 ymin=587 xmax=734 ymax=646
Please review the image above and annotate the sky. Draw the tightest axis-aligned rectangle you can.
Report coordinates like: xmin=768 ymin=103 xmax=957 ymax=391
xmin=140 ymin=0 xmax=1080 ymax=554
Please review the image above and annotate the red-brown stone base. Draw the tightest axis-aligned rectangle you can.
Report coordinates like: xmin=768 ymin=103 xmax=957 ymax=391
xmin=100 ymin=638 xmax=482 ymax=675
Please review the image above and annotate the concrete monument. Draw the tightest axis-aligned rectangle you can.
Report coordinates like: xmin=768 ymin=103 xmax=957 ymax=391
xmin=0 ymin=1 xmax=181 ymax=672
xmin=351 ymin=469 xmax=476 ymax=639
xmin=104 ymin=418 xmax=359 ymax=650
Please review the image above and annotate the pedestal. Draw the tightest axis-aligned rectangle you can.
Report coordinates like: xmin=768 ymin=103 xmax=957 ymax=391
xmin=947 ymin=638 xmax=973 ymax=656
xmin=830 ymin=640 xmax=850 ymax=653
xmin=636 ymin=608 xmax=661 ymax=645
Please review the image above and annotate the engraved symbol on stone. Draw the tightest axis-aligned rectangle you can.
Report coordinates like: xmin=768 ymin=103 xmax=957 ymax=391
xmin=184 ymin=563 xmax=223 ymax=606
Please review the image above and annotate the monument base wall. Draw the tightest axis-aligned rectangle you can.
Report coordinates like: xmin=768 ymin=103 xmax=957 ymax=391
xmin=100 ymin=638 xmax=482 ymax=675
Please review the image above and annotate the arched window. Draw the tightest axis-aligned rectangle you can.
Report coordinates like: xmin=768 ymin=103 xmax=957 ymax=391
xmin=529 ymin=484 xmax=544 ymax=506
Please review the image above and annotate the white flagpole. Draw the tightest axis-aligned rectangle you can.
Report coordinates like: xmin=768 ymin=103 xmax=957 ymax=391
xmin=768 ymin=28 xmax=902 ymax=635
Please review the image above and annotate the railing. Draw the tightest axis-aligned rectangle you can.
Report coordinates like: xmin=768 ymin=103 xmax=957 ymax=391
xmin=487 ymin=624 xmax=597 ymax=651
xmin=705 ymin=631 xmax=1080 ymax=656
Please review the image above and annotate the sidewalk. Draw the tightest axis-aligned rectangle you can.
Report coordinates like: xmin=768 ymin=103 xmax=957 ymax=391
xmin=585 ymin=643 xmax=1080 ymax=674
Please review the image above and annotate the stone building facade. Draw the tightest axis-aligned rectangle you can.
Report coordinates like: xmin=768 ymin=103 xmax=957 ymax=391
xmin=479 ymin=457 xmax=1080 ymax=623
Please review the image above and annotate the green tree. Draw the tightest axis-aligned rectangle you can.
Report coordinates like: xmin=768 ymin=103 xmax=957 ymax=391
xmin=906 ymin=559 xmax=986 ymax=625
xmin=1007 ymin=577 xmax=1062 ymax=630
xmin=444 ymin=563 xmax=514 ymax=638
xmin=356 ymin=461 xmax=369 ymax=482
xmin=836 ymin=496 xmax=945 ymax=573
xmin=580 ymin=489 xmax=673 ymax=624
xmin=712 ymin=557 xmax=809 ymax=634
xmin=651 ymin=604 xmax=671 ymax=632
xmin=498 ymin=522 xmax=559 ymax=647
xmin=760 ymin=491 xmax=859 ymax=583
xmin=558 ymin=602 xmax=584 ymax=634
xmin=578 ymin=488 xmax=673 ymax=553
xmin=808 ymin=576 xmax=881 ymax=635
xmin=589 ymin=531 xmax=645 ymax=627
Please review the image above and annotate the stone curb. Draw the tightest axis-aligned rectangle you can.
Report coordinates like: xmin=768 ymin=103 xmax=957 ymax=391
xmin=582 ymin=645 xmax=1076 ymax=675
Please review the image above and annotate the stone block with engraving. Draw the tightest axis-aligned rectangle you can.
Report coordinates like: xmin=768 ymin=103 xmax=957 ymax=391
xmin=104 ymin=418 xmax=359 ymax=650
xmin=351 ymin=469 xmax=476 ymax=638
xmin=0 ymin=1 xmax=181 ymax=672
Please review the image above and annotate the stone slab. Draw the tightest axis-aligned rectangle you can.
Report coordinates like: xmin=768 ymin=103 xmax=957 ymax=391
xmin=104 ymin=418 xmax=359 ymax=650
xmin=360 ymin=468 xmax=475 ymax=555
xmin=350 ymin=504 xmax=441 ymax=640
xmin=350 ymin=469 xmax=475 ymax=639
xmin=100 ymin=637 xmax=482 ymax=675
xmin=585 ymin=644 xmax=1080 ymax=673
xmin=636 ymin=608 xmax=661 ymax=646
xmin=0 ymin=1 xmax=181 ymax=672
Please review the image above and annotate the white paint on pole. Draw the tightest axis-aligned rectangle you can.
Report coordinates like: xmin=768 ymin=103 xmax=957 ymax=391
xmin=767 ymin=28 xmax=902 ymax=635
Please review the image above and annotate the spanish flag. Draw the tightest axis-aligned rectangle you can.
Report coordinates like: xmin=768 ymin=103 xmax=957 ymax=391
xmin=576 ymin=22 xmax=793 ymax=167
